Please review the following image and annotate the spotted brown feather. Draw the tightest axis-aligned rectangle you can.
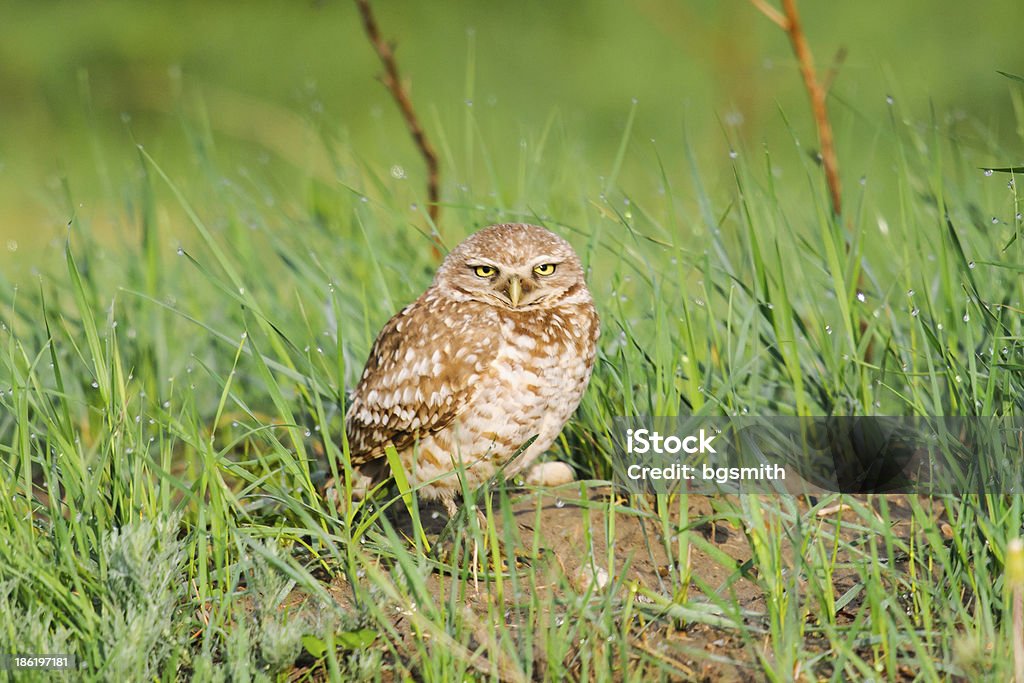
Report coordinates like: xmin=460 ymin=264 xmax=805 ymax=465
xmin=344 ymin=294 xmax=501 ymax=464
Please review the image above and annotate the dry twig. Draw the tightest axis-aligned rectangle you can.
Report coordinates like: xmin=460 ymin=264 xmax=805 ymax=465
xmin=752 ymin=0 xmax=842 ymax=216
xmin=354 ymin=0 xmax=442 ymax=245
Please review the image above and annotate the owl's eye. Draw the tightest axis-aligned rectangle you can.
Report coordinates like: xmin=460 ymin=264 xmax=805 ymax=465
xmin=472 ymin=265 xmax=497 ymax=278
xmin=533 ymin=263 xmax=557 ymax=276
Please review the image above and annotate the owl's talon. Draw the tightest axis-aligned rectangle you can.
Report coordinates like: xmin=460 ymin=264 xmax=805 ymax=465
xmin=524 ymin=461 xmax=576 ymax=488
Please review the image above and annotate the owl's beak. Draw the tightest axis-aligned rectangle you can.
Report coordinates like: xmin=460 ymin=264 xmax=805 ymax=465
xmin=506 ymin=275 xmax=522 ymax=308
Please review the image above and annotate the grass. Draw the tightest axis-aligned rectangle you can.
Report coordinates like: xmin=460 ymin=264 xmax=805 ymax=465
xmin=1 ymin=60 xmax=1024 ymax=680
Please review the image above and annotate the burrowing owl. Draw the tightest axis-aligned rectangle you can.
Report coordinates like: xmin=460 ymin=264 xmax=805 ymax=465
xmin=343 ymin=223 xmax=599 ymax=512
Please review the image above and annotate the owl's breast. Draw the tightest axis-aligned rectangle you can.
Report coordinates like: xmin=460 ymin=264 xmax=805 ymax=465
xmin=453 ymin=302 xmax=598 ymax=466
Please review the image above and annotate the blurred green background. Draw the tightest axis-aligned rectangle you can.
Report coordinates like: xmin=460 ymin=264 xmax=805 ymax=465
xmin=0 ymin=0 xmax=1021 ymax=274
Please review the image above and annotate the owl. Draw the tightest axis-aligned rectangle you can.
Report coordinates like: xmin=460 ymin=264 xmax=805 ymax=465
xmin=342 ymin=223 xmax=600 ymax=514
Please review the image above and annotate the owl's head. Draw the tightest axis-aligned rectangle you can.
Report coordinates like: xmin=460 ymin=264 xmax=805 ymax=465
xmin=435 ymin=223 xmax=589 ymax=310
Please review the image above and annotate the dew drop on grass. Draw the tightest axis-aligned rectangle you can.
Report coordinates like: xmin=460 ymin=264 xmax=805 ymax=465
xmin=937 ymin=323 xmax=943 ymax=330
xmin=907 ymin=289 xmax=915 ymax=297
xmin=825 ymin=325 xmax=833 ymax=335
xmin=728 ymin=149 xmax=738 ymax=159
xmin=91 ymin=381 xmax=99 ymax=388
xmin=555 ymin=498 xmax=565 ymax=508
xmin=886 ymin=95 xmax=894 ymax=105
xmin=176 ymin=247 xmax=184 ymax=256
xmin=162 ymin=401 xmax=170 ymax=409
xmin=968 ymin=261 xmax=976 ymax=269
xmin=991 ymin=217 xmax=999 ymax=224
xmin=857 ymin=291 xmax=866 ymax=303
xmin=911 ymin=307 xmax=920 ymax=317
xmin=963 ymin=313 xmax=970 ymax=322
xmin=984 ymin=169 xmax=994 ymax=176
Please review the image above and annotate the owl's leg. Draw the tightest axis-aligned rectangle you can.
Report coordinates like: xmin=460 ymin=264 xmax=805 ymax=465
xmin=523 ymin=461 xmax=576 ymax=487
xmin=322 ymin=466 xmax=378 ymax=512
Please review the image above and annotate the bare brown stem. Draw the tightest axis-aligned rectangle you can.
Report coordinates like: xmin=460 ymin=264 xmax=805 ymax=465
xmin=749 ymin=0 xmax=788 ymax=30
xmin=822 ymin=46 xmax=848 ymax=94
xmin=354 ymin=0 xmax=442 ymax=248
xmin=752 ymin=0 xmax=842 ymax=216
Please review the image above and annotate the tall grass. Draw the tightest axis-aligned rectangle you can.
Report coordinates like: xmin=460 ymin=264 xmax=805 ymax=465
xmin=1 ymin=74 xmax=1022 ymax=680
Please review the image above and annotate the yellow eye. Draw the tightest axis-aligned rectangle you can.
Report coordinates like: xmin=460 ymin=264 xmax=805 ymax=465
xmin=473 ymin=265 xmax=497 ymax=278
xmin=533 ymin=263 xmax=556 ymax=276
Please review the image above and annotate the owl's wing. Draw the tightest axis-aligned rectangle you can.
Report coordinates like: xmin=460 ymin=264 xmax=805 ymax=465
xmin=343 ymin=295 xmax=500 ymax=464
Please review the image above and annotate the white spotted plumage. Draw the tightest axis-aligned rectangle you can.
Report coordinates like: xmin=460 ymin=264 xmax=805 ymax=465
xmin=343 ymin=223 xmax=599 ymax=507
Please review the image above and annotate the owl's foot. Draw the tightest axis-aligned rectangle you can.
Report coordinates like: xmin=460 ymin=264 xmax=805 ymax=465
xmin=523 ymin=461 xmax=576 ymax=488
xmin=321 ymin=470 xmax=376 ymax=514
